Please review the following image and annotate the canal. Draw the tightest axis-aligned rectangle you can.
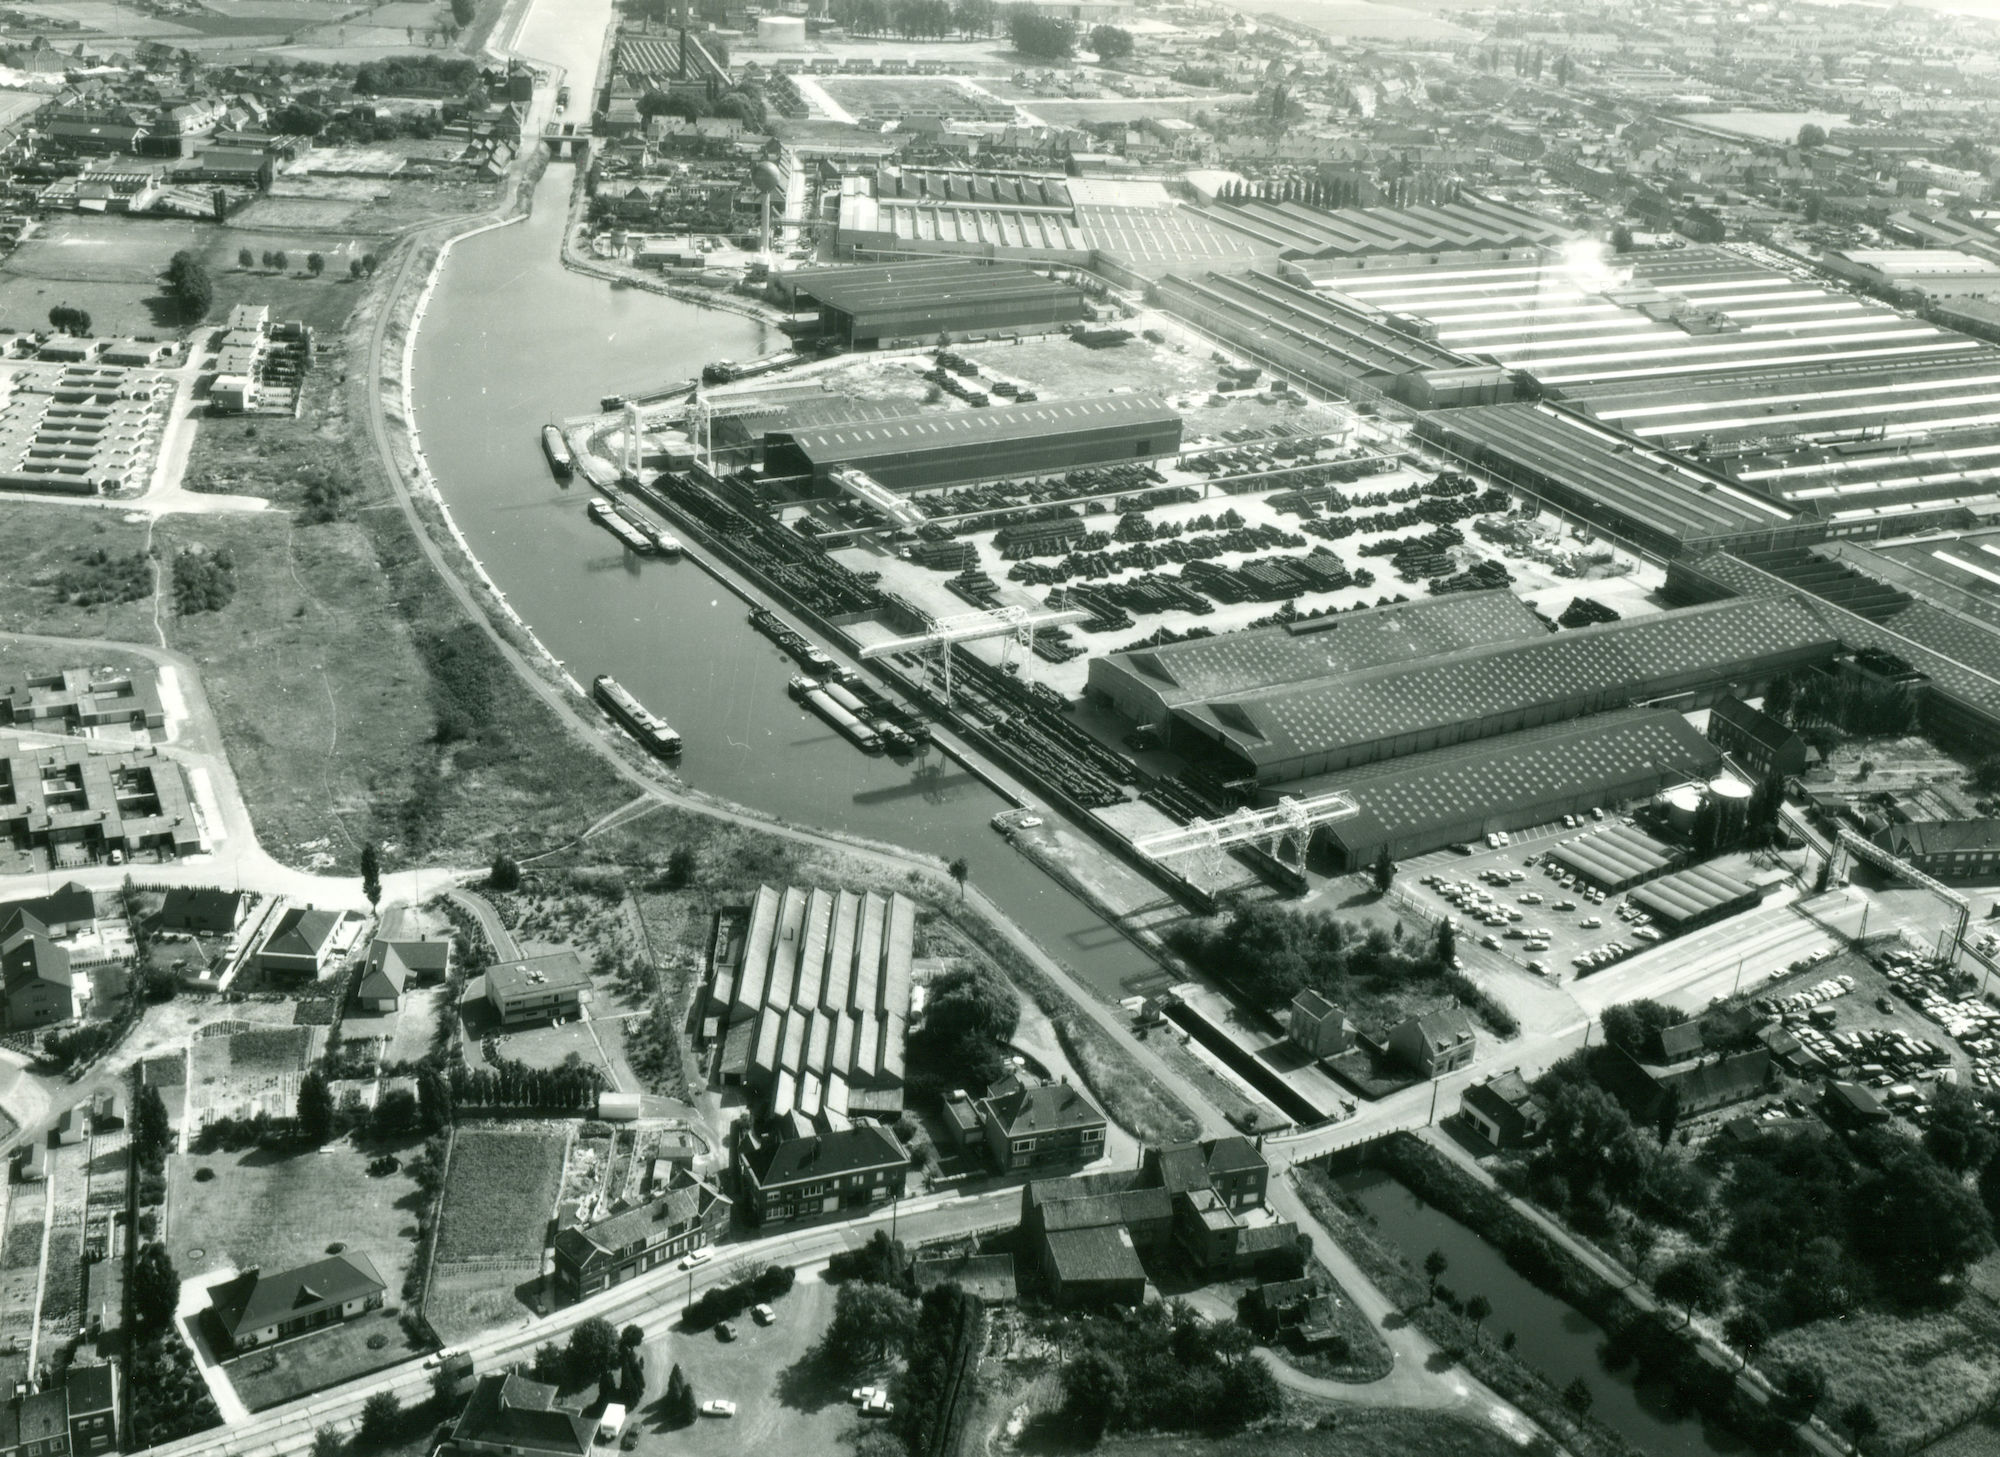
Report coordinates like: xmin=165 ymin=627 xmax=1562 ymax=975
xmin=1333 ymin=1169 xmax=1748 ymax=1457
xmin=409 ymin=162 xmax=1163 ymax=999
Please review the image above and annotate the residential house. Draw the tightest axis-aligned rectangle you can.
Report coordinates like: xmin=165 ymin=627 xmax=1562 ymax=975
xmin=255 ymin=907 xmax=342 ymax=982
xmin=0 ymin=884 xmax=95 ymax=936
xmin=1659 ymin=1021 xmax=1706 ymax=1063
xmin=51 ymin=1092 xmax=114 ymax=1146
xmin=155 ymin=887 xmax=245 ymax=935
xmin=1601 ymin=1045 xmax=1778 ymax=1126
xmin=205 ymin=1251 xmax=387 ymax=1350
xmin=0 ymin=1388 xmax=68 ymax=1457
xmin=478 ymin=951 xmax=590 ymax=1027
xmin=356 ymin=938 xmax=452 ymax=1014
xmin=62 ymin=1365 xmax=115 ymax=1457
xmin=1146 ymin=1135 xmax=1269 ymax=1212
xmin=1 ymin=910 xmax=72 ymax=1031
xmin=1706 ymin=693 xmax=1807 ymax=779
xmin=1459 ymin=1071 xmax=1547 ymax=1147
xmin=1386 ymin=1008 xmax=1476 ymax=1077
xmin=734 ymin=1111 xmax=907 ymax=1228
xmin=1873 ymin=819 xmax=2000 ymax=881
xmin=551 ymin=1169 xmax=730 ymax=1302
xmin=443 ymin=1373 xmax=591 ymax=1457
xmin=1288 ymin=989 xmax=1352 ymax=1058
xmin=975 ymin=1075 xmax=1107 ymax=1172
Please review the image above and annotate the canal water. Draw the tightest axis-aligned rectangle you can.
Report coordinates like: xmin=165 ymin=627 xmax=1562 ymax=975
xmin=1334 ymin=1169 xmax=1747 ymax=1457
xmin=410 ymin=163 xmax=1162 ymax=998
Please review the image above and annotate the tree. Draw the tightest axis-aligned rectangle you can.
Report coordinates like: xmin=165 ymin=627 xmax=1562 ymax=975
xmin=617 ymin=1347 xmax=644 ymax=1407
xmin=1060 ymin=1347 xmax=1123 ymax=1441
xmin=490 ymin=854 xmax=521 ymax=891
xmin=1850 ymin=1138 xmax=1995 ymax=1296
xmin=350 ymin=258 xmax=364 ymax=280
xmin=1722 ymin=1309 xmax=1769 ymax=1369
xmin=621 ymin=1323 xmax=645 ymax=1349
xmin=1088 ymin=23 xmax=1132 ymax=59
xmin=567 ymin=1316 xmax=619 ymax=1386
xmin=820 ymin=1281 xmax=918 ymax=1371
xmin=359 ymin=1390 xmax=400 ymax=1444
xmin=1777 ymin=1362 xmax=1827 ymax=1423
xmin=1423 ymin=1248 xmax=1448 ymax=1301
xmin=362 ymin=253 xmax=379 ymax=276
xmin=238 ymin=247 xmax=256 ymax=270
xmin=1839 ymin=1399 xmax=1880 ymax=1455
xmin=664 ymin=1363 xmax=696 ymax=1427
xmin=664 ymin=845 xmax=697 ymax=890
xmin=1006 ymin=7 xmax=1074 ymax=58
xmin=1464 ymin=1293 xmax=1492 ymax=1340
xmin=1610 ymin=223 xmax=1634 ymax=253
xmin=307 ymin=252 xmax=325 ymax=277
xmin=906 ymin=964 xmax=1019 ymax=1091
xmin=261 ymin=250 xmax=276 ymax=270
xmin=165 ymin=250 xmax=212 ymax=323
xmin=1654 ymin=1252 xmax=1726 ymax=1326
xmin=948 ymin=856 xmax=969 ymax=898
xmin=132 ymin=1242 xmax=180 ymax=1333
xmin=1435 ymin=918 xmax=1456 ymax=965
xmin=134 ymin=1083 xmax=172 ymax=1167
xmin=450 ymin=0 xmax=474 ymax=22
xmin=1372 ymin=844 xmax=1396 ymax=894
xmin=273 ymin=250 xmax=290 ymax=273
xmin=1562 ymin=1377 xmax=1594 ymax=1416
xmin=312 ymin=1425 xmax=344 ymax=1457
xmin=1798 ymin=123 xmax=1828 ymax=149
xmin=372 ymin=1087 xmax=418 ymax=1137
xmin=360 ymin=842 xmax=382 ymax=908
xmin=297 ymin=1067 xmax=334 ymax=1144
xmin=1924 ymin=1081 xmax=1995 ymax=1174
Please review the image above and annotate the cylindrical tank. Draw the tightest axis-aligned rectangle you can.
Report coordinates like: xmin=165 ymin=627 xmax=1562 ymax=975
xmin=751 ymin=159 xmax=787 ymax=198
xmin=1709 ymin=775 xmax=1753 ymax=807
xmin=757 ymin=15 xmax=806 ymax=46
xmin=1661 ymin=784 xmax=1703 ymax=832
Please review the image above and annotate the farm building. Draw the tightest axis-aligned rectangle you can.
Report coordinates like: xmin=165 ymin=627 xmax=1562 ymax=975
xmin=1165 ymin=596 xmax=1835 ymax=787
xmin=773 ymin=259 xmax=1088 ymax=348
xmin=1087 ymin=591 xmax=1549 ymax=733
xmin=1303 ymin=709 xmax=1722 ymax=868
xmin=703 ymin=884 xmax=917 ymax=1119
xmin=762 ymin=393 xmax=1182 ymax=495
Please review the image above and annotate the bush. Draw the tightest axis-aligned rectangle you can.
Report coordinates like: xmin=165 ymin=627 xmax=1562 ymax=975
xmin=52 ymin=547 xmax=152 ymax=608
xmin=171 ymin=546 xmax=236 ymax=615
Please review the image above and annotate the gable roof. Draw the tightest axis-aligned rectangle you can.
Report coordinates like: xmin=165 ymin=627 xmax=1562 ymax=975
xmin=0 ymin=910 xmax=70 ymax=995
xmin=1659 ymin=1021 xmax=1707 ymax=1061
xmin=0 ymin=882 xmax=94 ymax=927
xmin=453 ymin=1373 xmax=591 ymax=1457
xmin=359 ymin=939 xmax=451 ymax=999
xmin=261 ymin=907 xmax=340 ymax=960
xmin=741 ymin=1123 xmax=906 ymax=1188
xmin=65 ymin=1362 xmax=115 ymax=1415
xmin=1878 ymin=818 xmax=2000 ymax=859
xmin=1708 ymin=692 xmax=1802 ymax=756
xmin=158 ymin=885 xmax=242 ymax=927
xmin=1401 ymin=1008 xmax=1475 ymax=1054
xmin=1044 ymin=1224 xmax=1145 ymax=1286
xmin=206 ymin=1251 xmax=385 ymax=1339
xmin=981 ymin=1080 xmax=1107 ymax=1139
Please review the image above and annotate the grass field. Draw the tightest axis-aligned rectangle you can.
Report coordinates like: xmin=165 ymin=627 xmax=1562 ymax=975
xmin=0 ymin=504 xmax=159 ymax=644
xmin=1094 ymin=1408 xmax=1527 ymax=1457
xmin=224 ymin=1304 xmax=417 ymax=1410
xmin=434 ymin=1127 xmax=565 ymax=1261
xmin=165 ymin=1138 xmax=425 ymax=1287
xmin=1762 ymin=1300 xmax=2000 ymax=1451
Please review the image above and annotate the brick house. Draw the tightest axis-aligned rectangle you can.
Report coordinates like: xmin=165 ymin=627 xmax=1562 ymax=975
xmin=975 ymin=1076 xmax=1107 ymax=1172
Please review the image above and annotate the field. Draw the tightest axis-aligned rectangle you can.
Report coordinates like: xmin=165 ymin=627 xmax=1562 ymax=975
xmin=164 ymin=1137 xmax=426 ymax=1289
xmin=424 ymin=1126 xmax=567 ymax=1342
xmin=1762 ymin=1299 xmax=2000 ymax=1451
xmin=188 ymin=1024 xmax=320 ymax=1123
xmin=434 ymin=1126 xmax=566 ymax=1260
xmin=224 ymin=1303 xmax=417 ymax=1409
xmin=0 ymin=504 xmax=161 ymax=644
xmin=1089 ymin=1409 xmax=1526 ymax=1457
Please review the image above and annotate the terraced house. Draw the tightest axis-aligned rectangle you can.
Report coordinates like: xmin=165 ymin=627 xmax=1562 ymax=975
xmin=551 ymin=1170 xmax=730 ymax=1302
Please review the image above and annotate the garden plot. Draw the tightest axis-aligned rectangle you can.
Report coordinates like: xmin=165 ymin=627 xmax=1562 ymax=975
xmin=423 ymin=1126 xmax=566 ymax=1343
xmin=186 ymin=1024 xmax=322 ymax=1126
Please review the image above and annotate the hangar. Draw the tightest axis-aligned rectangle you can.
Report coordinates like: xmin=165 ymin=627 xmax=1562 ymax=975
xmin=1169 ymin=596 xmax=1838 ymax=787
xmin=763 ymin=393 xmax=1183 ymax=494
xmin=1544 ymin=823 xmax=1682 ymax=893
xmin=1301 ymin=708 xmax=1722 ymax=868
xmin=1629 ymin=861 xmax=1767 ymax=931
xmin=774 ymin=259 xmax=1088 ymax=348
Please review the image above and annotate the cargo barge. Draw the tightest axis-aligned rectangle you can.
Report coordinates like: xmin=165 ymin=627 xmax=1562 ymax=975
xmin=594 ymin=675 xmax=681 ymax=756
xmin=788 ymin=675 xmax=912 ymax=753
xmin=799 ymin=681 xmax=882 ymax=754
xmin=588 ymin=498 xmax=654 ymax=554
xmin=541 ymin=425 xmax=574 ymax=479
xmin=749 ymin=605 xmax=835 ymax=673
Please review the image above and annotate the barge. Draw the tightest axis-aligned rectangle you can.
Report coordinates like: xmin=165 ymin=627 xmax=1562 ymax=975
xmin=594 ymin=675 xmax=681 ymax=756
xmin=541 ymin=425 xmax=574 ymax=479
xmin=801 ymin=684 xmax=882 ymax=754
xmin=588 ymin=498 xmax=654 ymax=554
xmin=748 ymin=606 xmax=835 ymax=673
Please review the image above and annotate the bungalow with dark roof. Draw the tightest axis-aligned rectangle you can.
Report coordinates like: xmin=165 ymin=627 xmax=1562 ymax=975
xmin=256 ymin=907 xmax=342 ymax=983
xmin=551 ymin=1169 xmax=729 ymax=1302
xmin=1459 ymin=1070 xmax=1546 ymax=1148
xmin=1 ymin=909 xmax=72 ymax=1031
xmin=356 ymin=938 xmax=452 ymax=1014
xmin=1386 ymin=1008 xmax=1476 ymax=1077
xmin=205 ymin=1251 xmax=386 ymax=1351
xmin=975 ymin=1075 xmax=1107 ymax=1172
xmin=443 ymin=1372 xmax=591 ymax=1457
xmin=155 ymin=886 xmax=246 ymax=936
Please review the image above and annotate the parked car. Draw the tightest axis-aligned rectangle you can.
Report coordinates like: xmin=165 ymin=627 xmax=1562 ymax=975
xmin=701 ymin=1400 xmax=737 ymax=1418
xmin=752 ymin=1304 xmax=776 ymax=1325
xmin=716 ymin=1322 xmax=737 ymax=1343
xmin=679 ymin=1249 xmax=713 ymax=1270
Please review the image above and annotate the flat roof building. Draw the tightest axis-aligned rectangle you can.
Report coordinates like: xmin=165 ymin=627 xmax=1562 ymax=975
xmin=0 ymin=738 xmax=203 ymax=861
xmin=764 ymin=393 xmax=1181 ymax=495
xmin=774 ymin=259 xmax=1088 ymax=348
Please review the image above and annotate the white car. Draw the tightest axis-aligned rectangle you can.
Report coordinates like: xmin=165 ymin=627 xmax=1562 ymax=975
xmin=851 ymin=1388 xmax=885 ymax=1406
xmin=701 ymin=1400 xmax=738 ymax=1419
xmin=863 ymin=1392 xmax=896 ymax=1417
xmin=679 ymin=1249 xmax=713 ymax=1270
xmin=1582 ymin=916 xmax=1601 ymax=928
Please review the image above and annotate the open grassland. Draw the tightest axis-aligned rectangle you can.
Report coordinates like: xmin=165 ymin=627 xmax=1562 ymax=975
xmin=1093 ymin=1409 xmax=1527 ymax=1457
xmin=1763 ymin=1300 xmax=2000 ymax=1451
xmin=0 ymin=505 xmax=159 ymax=643
xmin=434 ymin=1127 xmax=565 ymax=1260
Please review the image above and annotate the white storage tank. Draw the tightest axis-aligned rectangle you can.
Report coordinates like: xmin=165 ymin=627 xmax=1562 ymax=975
xmin=1660 ymin=783 xmax=1704 ymax=832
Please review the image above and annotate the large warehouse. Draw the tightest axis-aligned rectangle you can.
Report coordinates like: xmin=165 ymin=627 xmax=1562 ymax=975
xmin=773 ymin=259 xmax=1088 ymax=348
xmin=1302 ymin=708 xmax=1721 ymax=867
xmin=1168 ymin=595 xmax=1838 ymax=786
xmin=763 ymin=393 xmax=1183 ymax=494
xmin=1088 ymin=590 xmax=1549 ymax=732
xmin=703 ymin=883 xmax=915 ymax=1120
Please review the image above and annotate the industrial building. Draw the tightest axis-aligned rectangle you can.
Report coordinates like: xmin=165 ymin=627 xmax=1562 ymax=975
xmin=1088 ymin=590 xmax=1550 ymax=733
xmin=774 ymin=259 xmax=1088 ymax=348
xmin=1543 ymin=822 xmax=1684 ymax=892
xmin=703 ymin=884 xmax=916 ymax=1120
xmin=0 ymin=738 xmax=203 ymax=861
xmin=1300 ymin=708 xmax=1721 ymax=867
xmin=1816 ymin=248 xmax=2000 ymax=301
xmin=1628 ymin=861 xmax=1769 ymax=930
xmin=1166 ymin=596 xmax=1835 ymax=786
xmin=763 ymin=393 xmax=1182 ymax=495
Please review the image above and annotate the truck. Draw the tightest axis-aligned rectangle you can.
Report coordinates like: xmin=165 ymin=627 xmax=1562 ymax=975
xmin=597 ymin=1404 xmax=627 ymax=1443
